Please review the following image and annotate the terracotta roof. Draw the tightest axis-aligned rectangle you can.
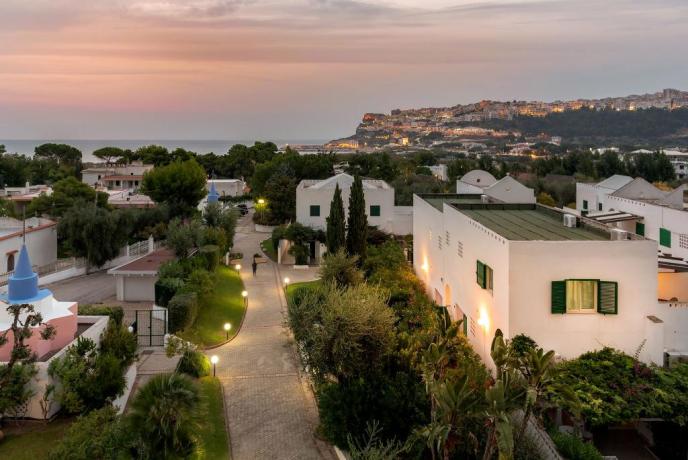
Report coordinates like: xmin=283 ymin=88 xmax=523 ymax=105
xmin=0 ymin=221 xmax=56 ymax=242
xmin=109 ymin=248 xmax=175 ymax=273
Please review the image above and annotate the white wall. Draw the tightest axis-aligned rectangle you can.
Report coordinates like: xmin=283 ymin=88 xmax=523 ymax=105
xmin=297 ymin=185 xmax=397 ymax=233
xmin=509 ymin=240 xmax=661 ymax=364
xmin=486 ymin=176 xmax=536 ymax=204
xmin=120 ymin=275 xmax=157 ymax=301
xmin=0 ymin=225 xmax=57 ymax=273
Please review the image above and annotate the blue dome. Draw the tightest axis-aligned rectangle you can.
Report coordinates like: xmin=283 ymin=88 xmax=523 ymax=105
xmin=207 ymin=181 xmax=220 ymax=203
xmin=4 ymin=244 xmax=49 ymax=303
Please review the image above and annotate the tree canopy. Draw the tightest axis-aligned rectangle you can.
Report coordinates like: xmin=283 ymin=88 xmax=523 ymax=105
xmin=141 ymin=159 xmax=207 ymax=218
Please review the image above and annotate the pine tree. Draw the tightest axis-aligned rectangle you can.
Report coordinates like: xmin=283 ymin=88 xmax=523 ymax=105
xmin=346 ymin=175 xmax=368 ymax=261
xmin=326 ymin=184 xmax=346 ymax=254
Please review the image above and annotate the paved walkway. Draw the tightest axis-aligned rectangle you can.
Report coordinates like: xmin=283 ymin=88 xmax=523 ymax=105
xmin=212 ymin=218 xmax=335 ymax=460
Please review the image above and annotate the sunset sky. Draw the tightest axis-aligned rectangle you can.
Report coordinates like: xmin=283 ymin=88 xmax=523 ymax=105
xmin=1 ymin=0 xmax=687 ymax=140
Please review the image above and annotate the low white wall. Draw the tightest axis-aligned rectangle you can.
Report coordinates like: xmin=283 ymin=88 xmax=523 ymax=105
xmin=113 ymin=363 xmax=138 ymax=414
xmin=392 ymin=206 xmax=413 ymax=235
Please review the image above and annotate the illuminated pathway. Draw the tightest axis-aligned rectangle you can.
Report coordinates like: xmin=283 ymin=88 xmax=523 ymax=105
xmin=212 ymin=214 xmax=335 ymax=460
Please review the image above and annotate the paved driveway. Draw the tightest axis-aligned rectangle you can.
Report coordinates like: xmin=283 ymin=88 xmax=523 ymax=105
xmin=212 ymin=217 xmax=335 ymax=460
xmin=46 ymin=271 xmax=116 ymax=304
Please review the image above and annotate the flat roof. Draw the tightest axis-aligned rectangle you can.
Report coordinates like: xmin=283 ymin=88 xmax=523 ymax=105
xmin=451 ymin=204 xmax=608 ymax=241
xmin=419 ymin=194 xmax=487 ymax=211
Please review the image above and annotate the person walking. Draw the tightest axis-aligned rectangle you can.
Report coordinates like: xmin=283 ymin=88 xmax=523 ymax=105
xmin=252 ymin=259 xmax=258 ymax=276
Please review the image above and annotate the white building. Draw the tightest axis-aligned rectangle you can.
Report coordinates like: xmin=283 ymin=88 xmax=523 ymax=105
xmin=0 ymin=217 xmax=57 ymax=274
xmin=206 ymin=179 xmax=245 ymax=198
xmin=456 ymin=170 xmax=536 ymax=203
xmin=664 ymin=150 xmax=688 ymax=180
xmin=413 ymin=195 xmax=685 ymax=366
xmin=82 ymin=162 xmax=153 ymax=191
xmin=296 ymin=173 xmax=412 ymax=235
xmin=576 ymin=176 xmax=688 ymax=260
xmin=0 ymin=183 xmax=52 ymax=214
xmin=428 ymin=164 xmax=448 ymax=181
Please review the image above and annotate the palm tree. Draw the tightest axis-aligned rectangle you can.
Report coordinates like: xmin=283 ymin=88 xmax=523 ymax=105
xmin=128 ymin=373 xmax=201 ymax=458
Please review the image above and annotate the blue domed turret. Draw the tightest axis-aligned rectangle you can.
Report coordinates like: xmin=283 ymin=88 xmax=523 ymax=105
xmin=8 ymin=244 xmax=39 ymax=301
xmin=207 ymin=181 xmax=220 ymax=203
xmin=5 ymin=244 xmax=48 ymax=303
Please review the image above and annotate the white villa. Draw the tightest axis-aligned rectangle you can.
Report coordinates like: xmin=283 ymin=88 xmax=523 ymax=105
xmin=206 ymin=179 xmax=245 ymax=198
xmin=456 ymin=170 xmax=536 ymax=203
xmin=82 ymin=162 xmax=153 ymax=191
xmin=414 ymin=192 xmax=688 ymax=367
xmin=296 ymin=173 xmax=412 ymax=235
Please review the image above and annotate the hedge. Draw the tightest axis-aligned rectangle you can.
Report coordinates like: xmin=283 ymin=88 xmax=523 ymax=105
xmin=550 ymin=431 xmax=603 ymax=460
xmin=177 ymin=349 xmax=210 ymax=377
xmin=168 ymin=292 xmax=199 ymax=333
xmin=155 ymin=277 xmax=186 ymax=307
xmin=78 ymin=305 xmax=124 ymax=325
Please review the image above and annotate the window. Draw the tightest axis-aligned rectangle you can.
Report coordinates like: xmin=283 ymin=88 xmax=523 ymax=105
xmin=457 ymin=240 xmax=463 ymax=258
xmin=370 ymin=205 xmax=381 ymax=217
xmin=309 ymin=205 xmax=320 ymax=217
xmin=551 ymin=279 xmax=617 ymax=314
xmin=582 ymin=200 xmax=589 ymax=210
xmin=476 ymin=260 xmax=493 ymax=291
xmin=660 ymin=228 xmax=671 ymax=247
xmin=635 ymin=222 xmax=645 ymax=236
xmin=566 ymin=280 xmax=597 ymax=312
xmin=598 ymin=203 xmax=603 ymax=211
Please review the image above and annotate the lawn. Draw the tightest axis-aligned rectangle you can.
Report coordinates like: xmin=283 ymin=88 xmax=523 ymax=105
xmin=0 ymin=417 xmax=72 ymax=459
xmin=179 ymin=265 xmax=246 ymax=347
xmin=285 ymin=280 xmax=321 ymax=300
xmin=260 ymin=237 xmax=277 ymax=262
xmin=194 ymin=376 xmax=231 ymax=459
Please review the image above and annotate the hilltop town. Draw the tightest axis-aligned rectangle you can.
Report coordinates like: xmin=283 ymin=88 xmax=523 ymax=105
xmin=328 ymin=88 xmax=688 ymax=149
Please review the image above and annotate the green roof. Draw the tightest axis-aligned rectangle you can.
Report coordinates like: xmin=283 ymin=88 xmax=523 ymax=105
xmin=420 ymin=194 xmax=486 ymax=211
xmin=455 ymin=207 xmax=607 ymax=241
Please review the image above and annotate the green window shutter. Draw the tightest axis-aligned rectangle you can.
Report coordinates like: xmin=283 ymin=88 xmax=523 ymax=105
xmin=583 ymin=200 xmax=588 ymax=210
xmin=635 ymin=222 xmax=645 ymax=236
xmin=310 ymin=205 xmax=320 ymax=217
xmin=660 ymin=228 xmax=671 ymax=247
xmin=551 ymin=281 xmax=566 ymax=314
xmin=476 ymin=260 xmax=486 ymax=288
xmin=370 ymin=205 xmax=381 ymax=217
xmin=598 ymin=281 xmax=618 ymax=314
xmin=462 ymin=313 xmax=468 ymax=336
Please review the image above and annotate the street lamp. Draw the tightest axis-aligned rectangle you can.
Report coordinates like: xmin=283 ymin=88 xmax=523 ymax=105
xmin=210 ymin=355 xmax=219 ymax=377
xmin=257 ymin=198 xmax=265 ymax=205
xmin=224 ymin=322 xmax=231 ymax=340
xmin=283 ymin=277 xmax=290 ymax=288
xmin=235 ymin=263 xmax=241 ymax=273
xmin=241 ymin=290 xmax=248 ymax=307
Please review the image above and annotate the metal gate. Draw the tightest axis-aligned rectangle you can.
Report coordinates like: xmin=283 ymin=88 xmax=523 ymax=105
xmin=135 ymin=309 xmax=168 ymax=347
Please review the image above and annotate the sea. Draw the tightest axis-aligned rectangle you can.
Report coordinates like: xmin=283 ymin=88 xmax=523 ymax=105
xmin=0 ymin=139 xmax=328 ymax=163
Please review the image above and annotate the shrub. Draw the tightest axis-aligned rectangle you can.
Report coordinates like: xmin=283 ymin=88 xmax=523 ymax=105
xmin=317 ymin=366 xmax=428 ymax=447
xmin=128 ymin=373 xmax=201 ymax=458
xmin=158 ymin=260 xmax=187 ymax=280
xmin=550 ymin=431 xmax=603 ymax=460
xmin=184 ymin=268 xmax=214 ymax=298
xmin=48 ymin=337 xmax=126 ymax=414
xmin=48 ymin=406 xmax=131 ymax=460
xmin=155 ymin=277 xmax=185 ymax=307
xmin=202 ymin=227 xmax=227 ymax=254
xmin=510 ymin=334 xmax=538 ymax=358
xmin=100 ymin=319 xmax=138 ymax=367
xmin=168 ymin=292 xmax=199 ymax=333
xmin=177 ymin=349 xmax=210 ymax=378
xmin=78 ymin=305 xmax=124 ymax=325
xmin=199 ymin=244 xmax=220 ymax=271
xmin=319 ymin=249 xmax=363 ymax=287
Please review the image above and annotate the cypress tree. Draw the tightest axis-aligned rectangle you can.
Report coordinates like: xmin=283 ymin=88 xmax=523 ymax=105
xmin=326 ymin=183 xmax=346 ymax=254
xmin=346 ymin=175 xmax=368 ymax=261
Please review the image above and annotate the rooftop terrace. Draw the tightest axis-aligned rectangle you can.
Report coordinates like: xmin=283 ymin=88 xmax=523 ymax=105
xmin=419 ymin=195 xmax=612 ymax=241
